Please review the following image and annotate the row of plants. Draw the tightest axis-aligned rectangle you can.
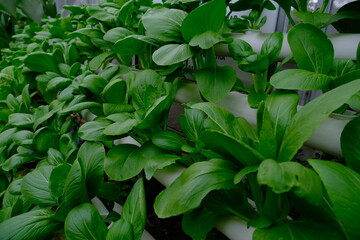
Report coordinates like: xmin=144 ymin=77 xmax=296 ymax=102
xmin=0 ymin=0 xmax=360 ymax=239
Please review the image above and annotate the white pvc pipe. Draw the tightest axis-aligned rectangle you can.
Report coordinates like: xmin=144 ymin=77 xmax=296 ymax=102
xmin=215 ymin=31 xmax=360 ymax=60
xmin=175 ymin=82 xmax=350 ymax=157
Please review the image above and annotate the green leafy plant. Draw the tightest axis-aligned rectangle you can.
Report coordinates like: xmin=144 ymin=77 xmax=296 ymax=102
xmin=1 ymin=0 xmax=360 ymax=239
xmin=153 ymin=79 xmax=360 ymax=239
xmin=229 ymin=31 xmax=283 ymax=107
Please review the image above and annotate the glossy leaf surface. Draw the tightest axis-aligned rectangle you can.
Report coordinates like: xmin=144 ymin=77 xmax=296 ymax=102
xmin=21 ymin=166 xmax=57 ymax=206
xmin=65 ymin=203 xmax=108 ymax=240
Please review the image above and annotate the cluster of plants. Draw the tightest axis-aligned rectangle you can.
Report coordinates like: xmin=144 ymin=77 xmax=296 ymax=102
xmin=0 ymin=0 xmax=360 ymax=239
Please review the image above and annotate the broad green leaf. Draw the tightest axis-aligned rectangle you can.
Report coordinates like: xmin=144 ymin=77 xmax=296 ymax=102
xmin=122 ymin=178 xmax=146 ymax=240
xmin=77 ymin=142 xmax=105 ymax=198
xmin=59 ymin=134 xmax=78 ymax=161
xmin=143 ymin=154 xmax=180 ymax=180
xmin=237 ymin=54 xmax=269 ymax=73
xmin=12 ymin=130 xmax=34 ymax=146
xmin=154 ymin=159 xmax=237 ymax=218
xmin=8 ymin=113 xmax=34 ymax=127
xmin=0 ymin=209 xmax=62 ymax=240
xmin=103 ymin=119 xmax=139 ymax=136
xmin=49 ymin=164 xmax=71 ymax=199
xmin=288 ymin=23 xmax=334 ymax=74
xmin=136 ymin=95 xmax=172 ymax=129
xmin=21 ymin=84 xmax=31 ymax=110
xmin=18 ymin=0 xmax=44 ymax=24
xmin=106 ymin=218 xmax=133 ymax=240
xmin=152 ymin=44 xmax=194 ymax=66
xmin=195 ymin=66 xmax=236 ymax=102
xmin=2 ymin=154 xmax=33 ymax=171
xmin=278 ymin=79 xmax=360 ymax=162
xmin=253 ymin=221 xmax=345 ymax=240
xmin=234 ymin=165 xmax=259 ymax=184
xmin=78 ymin=119 xmax=112 ymax=141
xmin=33 ymin=128 xmax=59 ymax=153
xmin=294 ymin=12 xmax=332 ymax=28
xmin=46 ymin=77 xmax=71 ymax=91
xmin=6 ymin=94 xmax=20 ymax=113
xmin=68 ymin=28 xmax=103 ymax=39
xmin=270 ymin=69 xmax=333 ymax=90
xmin=114 ymin=35 xmax=159 ymax=56
xmin=203 ymin=187 xmax=254 ymax=218
xmin=60 ymin=102 xmax=102 ymax=115
xmin=189 ymin=102 xmax=239 ymax=137
xmin=201 ymin=131 xmax=263 ymax=166
xmin=265 ymin=91 xmax=299 ymax=147
xmin=86 ymin=5 xmax=117 ymax=25
xmin=257 ymin=159 xmax=322 ymax=204
xmin=272 ymin=0 xmax=293 ymax=21
xmin=190 ymin=102 xmax=256 ymax=143
xmin=228 ymin=39 xmax=254 ymax=61
xmin=103 ymin=27 xmax=133 ymax=43
xmin=8 ymin=178 xmax=22 ymax=195
xmin=341 ymin=117 xmax=360 ymax=174
xmin=143 ymin=7 xmax=187 ymax=42
xmin=261 ymin=32 xmax=283 ymax=64
xmin=181 ymin=0 xmax=226 ymax=42
xmin=89 ymin=51 xmax=114 ymax=71
xmin=104 ymin=144 xmax=139 ymax=181
xmin=256 ymin=106 xmax=278 ymax=159
xmin=68 ymin=44 xmax=79 ymax=65
xmin=80 ymin=75 xmax=108 ymax=96
xmin=24 ymin=52 xmax=58 ymax=73
xmin=182 ymin=207 xmax=217 ymax=240
xmin=330 ymin=59 xmax=357 ymax=78
xmin=60 ymin=161 xmax=87 ymax=215
xmin=189 ymin=31 xmax=226 ymax=49
xmin=101 ymin=79 xmax=127 ymax=104
xmin=309 ymin=160 xmax=360 ymax=240
xmin=105 ymin=142 xmax=171 ymax=181
xmin=180 ymin=108 xmax=205 ymax=142
xmin=21 ymin=166 xmax=57 ymax=206
xmin=0 ymin=128 xmax=17 ymax=147
xmin=131 ymin=69 xmax=165 ymax=110
xmin=103 ymin=104 xmax=135 ymax=115
xmin=47 ymin=148 xmax=64 ymax=165
xmin=152 ymin=130 xmax=187 ymax=152
xmin=65 ymin=203 xmax=108 ymax=240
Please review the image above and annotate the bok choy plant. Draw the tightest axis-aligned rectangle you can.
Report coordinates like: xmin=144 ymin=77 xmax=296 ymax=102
xmin=153 ymin=79 xmax=360 ymax=239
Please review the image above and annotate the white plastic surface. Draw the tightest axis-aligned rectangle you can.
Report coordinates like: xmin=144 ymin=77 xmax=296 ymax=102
xmin=215 ymin=31 xmax=360 ymax=60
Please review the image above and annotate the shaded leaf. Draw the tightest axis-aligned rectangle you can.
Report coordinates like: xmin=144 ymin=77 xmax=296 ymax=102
xmin=21 ymin=166 xmax=57 ymax=206
xmin=341 ymin=117 xmax=360 ymax=174
xmin=309 ymin=160 xmax=360 ymax=240
xmin=65 ymin=203 xmax=108 ymax=240
xmin=195 ymin=66 xmax=236 ymax=102
xmin=154 ymin=159 xmax=237 ymax=218
xmin=122 ymin=178 xmax=146 ymax=240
